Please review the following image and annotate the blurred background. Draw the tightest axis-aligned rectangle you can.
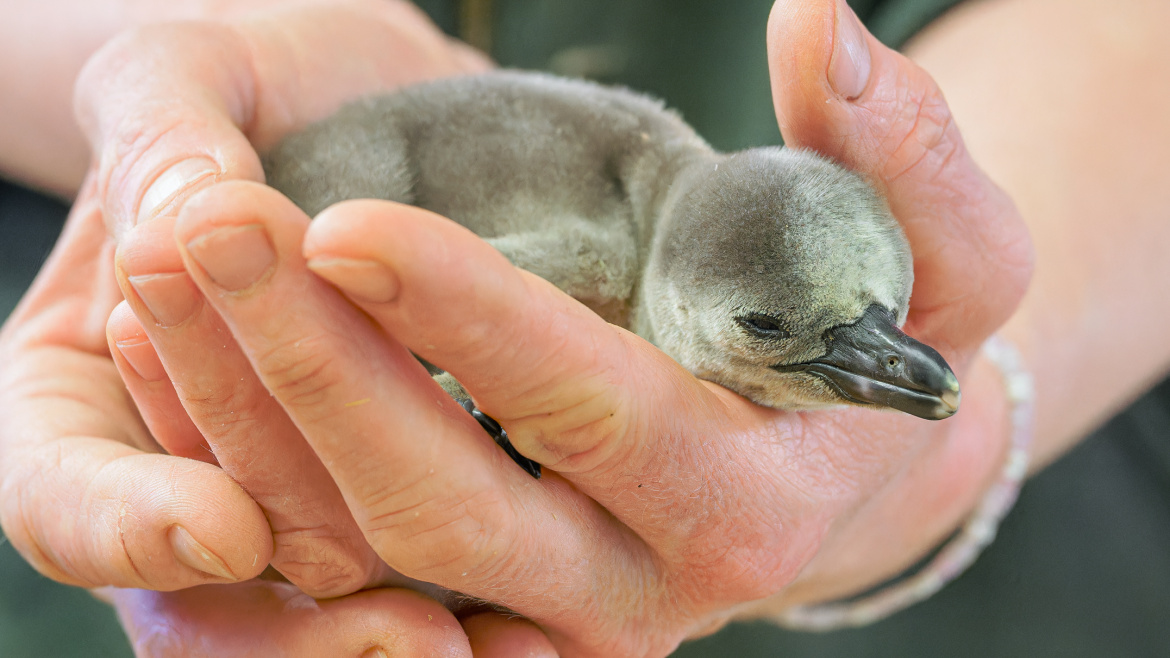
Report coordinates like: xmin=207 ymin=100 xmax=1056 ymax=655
xmin=3 ymin=1 xmax=1168 ymax=655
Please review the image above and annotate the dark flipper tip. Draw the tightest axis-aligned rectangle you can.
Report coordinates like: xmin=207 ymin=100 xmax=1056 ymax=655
xmin=460 ymin=400 xmax=542 ymax=479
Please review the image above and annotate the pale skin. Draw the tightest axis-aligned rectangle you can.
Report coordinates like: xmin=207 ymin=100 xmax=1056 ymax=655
xmin=1 ymin=1 xmax=551 ymax=655
xmin=0 ymin=0 xmax=1168 ymax=656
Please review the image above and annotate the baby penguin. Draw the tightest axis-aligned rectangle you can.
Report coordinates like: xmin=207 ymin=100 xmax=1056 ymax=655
xmin=264 ymin=72 xmax=960 ymax=476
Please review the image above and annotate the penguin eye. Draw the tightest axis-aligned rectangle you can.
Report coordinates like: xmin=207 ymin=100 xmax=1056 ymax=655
xmin=736 ymin=314 xmax=790 ymax=340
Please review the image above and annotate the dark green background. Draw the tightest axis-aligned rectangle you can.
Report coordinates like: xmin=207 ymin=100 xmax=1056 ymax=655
xmin=3 ymin=1 xmax=1168 ymax=655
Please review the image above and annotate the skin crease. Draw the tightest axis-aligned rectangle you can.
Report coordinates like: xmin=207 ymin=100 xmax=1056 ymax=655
xmin=0 ymin=0 xmax=1166 ymax=656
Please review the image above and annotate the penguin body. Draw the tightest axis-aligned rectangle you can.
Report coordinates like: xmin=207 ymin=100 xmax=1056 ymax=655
xmin=265 ymin=71 xmax=959 ymax=420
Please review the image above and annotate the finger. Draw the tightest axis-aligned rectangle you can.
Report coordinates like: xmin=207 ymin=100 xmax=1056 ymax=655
xmin=115 ymin=214 xmax=386 ymax=598
xmin=461 ymin=613 xmax=558 ymax=658
xmin=74 ymin=1 xmax=488 ymax=238
xmin=108 ymin=582 xmax=472 ymax=657
xmin=76 ymin=22 xmax=262 ymax=240
xmin=302 ymin=200 xmax=758 ymax=488
xmin=170 ymin=181 xmax=530 ymax=570
xmin=0 ymin=184 xmax=271 ymax=591
xmin=300 ymin=199 xmax=822 ymax=608
xmin=107 ymin=301 xmax=214 ymax=463
xmin=767 ymin=0 xmax=1033 ymax=355
xmin=173 ymin=182 xmax=652 ymax=650
xmin=1 ymin=437 xmax=271 ymax=591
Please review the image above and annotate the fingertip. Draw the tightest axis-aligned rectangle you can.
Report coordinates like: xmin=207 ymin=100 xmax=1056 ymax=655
xmin=107 ymin=301 xmax=166 ymax=383
xmin=462 ymin=612 xmax=558 ymax=658
xmin=115 ymin=215 xmax=185 ymax=281
xmin=766 ymin=0 xmax=836 ymax=133
xmin=2 ymin=445 xmax=271 ymax=591
xmin=826 ymin=0 xmax=872 ymax=100
xmin=305 ymin=200 xmax=487 ymax=306
xmin=74 ymin=22 xmax=263 ymax=236
xmin=110 ymin=454 xmax=274 ymax=588
xmin=304 ymin=199 xmax=474 ymax=262
xmin=107 ymin=300 xmax=142 ymax=341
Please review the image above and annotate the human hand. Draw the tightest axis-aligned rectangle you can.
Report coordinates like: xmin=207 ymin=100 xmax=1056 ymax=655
xmin=70 ymin=0 xmax=490 ymax=599
xmin=103 ymin=580 xmax=553 ymax=657
xmin=2 ymin=182 xmax=535 ymax=658
xmin=0 ymin=179 xmax=272 ymax=592
xmin=0 ymin=2 xmax=553 ymax=651
xmin=110 ymin=1 xmax=1031 ymax=655
xmin=0 ymin=181 xmax=548 ymax=656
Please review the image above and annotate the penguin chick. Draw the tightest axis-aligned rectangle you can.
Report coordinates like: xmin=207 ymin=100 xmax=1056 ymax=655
xmin=264 ymin=71 xmax=961 ymax=422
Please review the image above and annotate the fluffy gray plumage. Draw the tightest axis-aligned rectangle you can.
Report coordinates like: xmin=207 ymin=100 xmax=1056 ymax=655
xmin=264 ymin=71 xmax=958 ymax=419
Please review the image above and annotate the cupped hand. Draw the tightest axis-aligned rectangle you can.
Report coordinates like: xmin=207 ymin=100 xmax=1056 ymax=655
xmin=0 ymin=1 xmax=556 ymax=651
xmin=0 ymin=178 xmax=272 ymax=592
xmin=113 ymin=1 xmax=1032 ymax=655
xmin=70 ymin=0 xmax=490 ymax=598
xmin=0 ymin=175 xmax=549 ymax=655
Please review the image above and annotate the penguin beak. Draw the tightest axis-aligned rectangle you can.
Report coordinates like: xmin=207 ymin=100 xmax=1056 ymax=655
xmin=773 ymin=304 xmax=961 ymax=420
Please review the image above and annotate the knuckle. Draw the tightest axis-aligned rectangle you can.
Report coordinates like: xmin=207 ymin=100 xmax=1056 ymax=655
xmin=176 ymin=378 xmax=262 ymax=431
xmin=515 ymin=387 xmax=632 ymax=474
xmin=879 ymin=83 xmax=963 ymax=186
xmin=253 ymin=332 xmax=347 ymax=417
xmin=270 ymin=526 xmax=373 ymax=597
xmin=358 ymin=478 xmax=518 ymax=580
xmin=503 ymin=335 xmax=637 ymax=474
xmin=132 ymin=618 xmax=199 ymax=658
xmin=174 ymin=380 xmax=285 ymax=462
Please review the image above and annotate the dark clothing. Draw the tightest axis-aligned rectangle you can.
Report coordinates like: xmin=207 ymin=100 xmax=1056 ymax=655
xmin=3 ymin=1 xmax=1168 ymax=655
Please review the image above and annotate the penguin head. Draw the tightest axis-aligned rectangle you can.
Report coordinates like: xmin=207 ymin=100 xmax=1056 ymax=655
xmin=643 ymin=148 xmax=959 ymax=419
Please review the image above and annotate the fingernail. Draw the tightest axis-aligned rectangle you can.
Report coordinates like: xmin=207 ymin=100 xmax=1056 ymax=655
xmin=137 ymin=158 xmax=220 ymax=225
xmin=127 ymin=273 xmax=201 ymax=327
xmin=359 ymin=648 xmax=389 ymax=658
xmin=307 ymin=257 xmax=400 ymax=303
xmin=114 ymin=337 xmax=168 ymax=382
xmin=169 ymin=525 xmax=237 ymax=581
xmin=185 ymin=224 xmax=275 ymax=291
xmin=829 ymin=0 xmax=871 ymax=100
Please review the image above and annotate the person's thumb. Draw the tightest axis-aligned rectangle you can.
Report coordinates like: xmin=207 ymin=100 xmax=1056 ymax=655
xmin=75 ymin=22 xmax=263 ymax=241
xmin=767 ymin=0 xmax=1032 ymax=357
